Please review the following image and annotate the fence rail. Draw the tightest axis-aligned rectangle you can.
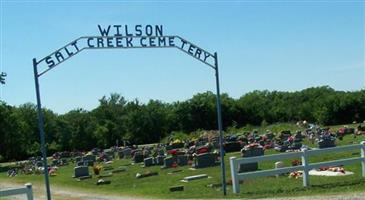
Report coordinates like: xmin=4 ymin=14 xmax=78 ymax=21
xmin=0 ymin=183 xmax=34 ymax=200
xmin=230 ymin=141 xmax=365 ymax=194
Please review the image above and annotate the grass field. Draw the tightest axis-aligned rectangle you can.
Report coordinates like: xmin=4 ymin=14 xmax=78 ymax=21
xmin=1 ymin=123 xmax=365 ymax=199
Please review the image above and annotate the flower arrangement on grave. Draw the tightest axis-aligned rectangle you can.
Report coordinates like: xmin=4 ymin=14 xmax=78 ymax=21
xmin=289 ymin=171 xmax=302 ymax=179
xmin=48 ymin=167 xmax=58 ymax=176
xmin=93 ymin=165 xmax=102 ymax=175
xmin=167 ymin=149 xmax=178 ymax=155
xmin=319 ymin=166 xmax=345 ymax=174
xmin=242 ymin=143 xmax=261 ymax=151
xmin=291 ymin=159 xmax=302 ymax=166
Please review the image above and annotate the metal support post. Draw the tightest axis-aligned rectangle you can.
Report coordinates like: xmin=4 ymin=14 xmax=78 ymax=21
xmin=33 ymin=58 xmax=52 ymax=200
xmin=214 ymin=52 xmax=226 ymax=195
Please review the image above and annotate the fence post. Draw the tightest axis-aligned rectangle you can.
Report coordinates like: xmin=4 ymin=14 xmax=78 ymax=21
xmin=25 ymin=183 xmax=33 ymax=200
xmin=361 ymin=141 xmax=365 ymax=178
xmin=230 ymin=157 xmax=240 ymax=194
xmin=301 ymin=148 xmax=309 ymax=187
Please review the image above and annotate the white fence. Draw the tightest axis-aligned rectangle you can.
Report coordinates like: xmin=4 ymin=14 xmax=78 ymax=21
xmin=0 ymin=183 xmax=34 ymax=200
xmin=229 ymin=141 xmax=365 ymax=193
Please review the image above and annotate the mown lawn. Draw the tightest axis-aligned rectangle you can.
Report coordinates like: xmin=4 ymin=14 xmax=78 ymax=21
xmin=1 ymin=124 xmax=365 ymax=199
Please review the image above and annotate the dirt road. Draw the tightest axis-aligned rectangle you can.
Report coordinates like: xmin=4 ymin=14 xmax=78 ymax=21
xmin=1 ymin=182 xmax=365 ymax=200
xmin=0 ymin=182 xmax=140 ymax=200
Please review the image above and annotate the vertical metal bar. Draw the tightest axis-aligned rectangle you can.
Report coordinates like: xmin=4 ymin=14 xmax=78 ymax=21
xmin=301 ymin=148 xmax=309 ymax=187
xmin=229 ymin=157 xmax=239 ymax=193
xmin=33 ymin=59 xmax=52 ymax=200
xmin=214 ymin=52 xmax=227 ymax=195
xmin=361 ymin=141 xmax=365 ymax=177
xmin=25 ymin=183 xmax=33 ymax=200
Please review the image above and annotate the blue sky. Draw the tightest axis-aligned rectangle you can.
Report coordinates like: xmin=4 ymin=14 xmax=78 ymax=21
xmin=1 ymin=1 xmax=364 ymax=114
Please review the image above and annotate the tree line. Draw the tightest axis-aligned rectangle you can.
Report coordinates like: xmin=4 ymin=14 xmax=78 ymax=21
xmin=1 ymin=86 xmax=364 ymax=162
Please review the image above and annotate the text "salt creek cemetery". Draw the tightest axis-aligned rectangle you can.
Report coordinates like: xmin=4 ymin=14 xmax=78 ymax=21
xmin=36 ymin=25 xmax=215 ymax=72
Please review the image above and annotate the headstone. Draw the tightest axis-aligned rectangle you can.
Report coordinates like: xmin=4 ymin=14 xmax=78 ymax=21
xmin=96 ymin=179 xmax=111 ymax=185
xmin=183 ymin=174 xmax=208 ymax=181
xmin=136 ymin=171 xmax=158 ymax=179
xmin=239 ymin=145 xmax=264 ymax=172
xmin=290 ymin=142 xmax=302 ymax=150
xmin=177 ymin=155 xmax=188 ymax=166
xmin=166 ymin=143 xmax=184 ymax=151
xmin=133 ymin=152 xmax=144 ymax=163
xmin=123 ymin=148 xmax=132 ymax=159
xmin=104 ymin=149 xmax=115 ymax=159
xmin=155 ymin=155 xmax=165 ymax=165
xmin=275 ymin=161 xmax=285 ymax=177
xmin=163 ymin=156 xmax=175 ymax=168
xmin=169 ymin=185 xmax=184 ymax=192
xmin=194 ymin=153 xmax=217 ymax=168
xmin=224 ymin=142 xmax=242 ymax=152
xmin=144 ymin=157 xmax=154 ymax=167
xmin=318 ymin=135 xmax=336 ymax=149
xmin=74 ymin=166 xmax=90 ymax=178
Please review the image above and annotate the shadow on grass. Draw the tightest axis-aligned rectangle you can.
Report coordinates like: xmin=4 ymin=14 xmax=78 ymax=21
xmin=241 ymin=179 xmax=365 ymax=198
xmin=311 ymin=179 xmax=365 ymax=189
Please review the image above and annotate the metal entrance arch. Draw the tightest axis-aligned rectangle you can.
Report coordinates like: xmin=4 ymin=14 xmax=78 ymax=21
xmin=33 ymin=34 xmax=226 ymax=200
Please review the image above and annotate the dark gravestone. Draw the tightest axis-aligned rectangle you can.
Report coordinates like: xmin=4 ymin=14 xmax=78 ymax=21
xmin=239 ymin=147 xmax=264 ymax=172
xmin=166 ymin=143 xmax=184 ymax=151
xmin=170 ymin=185 xmax=184 ymax=192
xmin=194 ymin=153 xmax=217 ymax=168
xmin=133 ymin=153 xmax=144 ymax=163
xmin=163 ymin=156 xmax=175 ymax=168
xmin=318 ymin=137 xmax=336 ymax=149
xmin=83 ymin=155 xmax=96 ymax=166
xmin=74 ymin=166 xmax=90 ymax=178
xmin=144 ymin=157 xmax=154 ymax=167
xmin=155 ymin=155 xmax=165 ymax=165
xmin=177 ymin=155 xmax=188 ymax=166
xmin=123 ymin=148 xmax=132 ymax=159
xmin=290 ymin=142 xmax=302 ymax=150
xmin=224 ymin=142 xmax=242 ymax=153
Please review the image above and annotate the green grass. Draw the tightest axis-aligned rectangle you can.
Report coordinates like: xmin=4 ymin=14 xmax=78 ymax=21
xmin=1 ymin=124 xmax=365 ymax=199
